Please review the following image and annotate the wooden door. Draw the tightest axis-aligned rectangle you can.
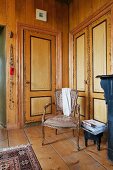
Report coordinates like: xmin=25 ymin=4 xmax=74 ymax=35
xmin=73 ymin=28 xmax=89 ymax=120
xmin=89 ymin=12 xmax=111 ymax=123
xmin=24 ymin=29 xmax=56 ymax=123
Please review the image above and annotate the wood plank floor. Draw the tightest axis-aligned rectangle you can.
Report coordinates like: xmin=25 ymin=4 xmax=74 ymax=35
xmin=0 ymin=125 xmax=113 ymax=170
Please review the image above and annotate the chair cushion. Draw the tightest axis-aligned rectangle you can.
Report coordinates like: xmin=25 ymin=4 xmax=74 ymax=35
xmin=44 ymin=115 xmax=78 ymax=128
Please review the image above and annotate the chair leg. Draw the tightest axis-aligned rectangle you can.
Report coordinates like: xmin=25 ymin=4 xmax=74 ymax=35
xmin=77 ymin=128 xmax=80 ymax=151
xmin=42 ymin=125 xmax=45 ymax=145
xmin=73 ymin=129 xmax=75 ymax=137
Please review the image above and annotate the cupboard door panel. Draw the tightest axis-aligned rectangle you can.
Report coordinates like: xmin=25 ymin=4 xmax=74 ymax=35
xmin=76 ymin=34 xmax=85 ymax=91
xmin=93 ymin=21 xmax=106 ymax=92
xmin=78 ymin=96 xmax=85 ymax=117
xmin=94 ymin=98 xmax=107 ymax=123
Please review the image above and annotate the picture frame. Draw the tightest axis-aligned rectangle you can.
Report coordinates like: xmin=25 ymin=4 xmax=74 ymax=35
xmin=36 ymin=9 xmax=47 ymax=22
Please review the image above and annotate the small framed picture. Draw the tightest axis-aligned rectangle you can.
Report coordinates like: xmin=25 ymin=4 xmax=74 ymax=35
xmin=36 ymin=9 xmax=47 ymax=22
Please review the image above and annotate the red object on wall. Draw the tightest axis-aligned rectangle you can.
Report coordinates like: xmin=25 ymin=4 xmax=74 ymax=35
xmin=10 ymin=67 xmax=14 ymax=75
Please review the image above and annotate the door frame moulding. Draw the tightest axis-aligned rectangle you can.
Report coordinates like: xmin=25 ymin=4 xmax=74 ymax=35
xmin=69 ymin=1 xmax=113 ymax=88
xmin=17 ymin=23 xmax=62 ymax=127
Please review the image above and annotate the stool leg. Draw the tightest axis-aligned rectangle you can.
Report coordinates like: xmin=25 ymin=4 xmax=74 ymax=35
xmin=94 ymin=140 xmax=96 ymax=144
xmin=97 ymin=138 xmax=101 ymax=151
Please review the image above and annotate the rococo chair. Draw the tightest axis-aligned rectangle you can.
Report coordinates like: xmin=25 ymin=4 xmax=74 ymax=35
xmin=42 ymin=88 xmax=80 ymax=151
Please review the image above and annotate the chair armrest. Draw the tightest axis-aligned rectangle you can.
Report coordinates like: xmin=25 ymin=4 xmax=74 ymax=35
xmin=42 ymin=102 xmax=55 ymax=122
xmin=44 ymin=102 xmax=55 ymax=110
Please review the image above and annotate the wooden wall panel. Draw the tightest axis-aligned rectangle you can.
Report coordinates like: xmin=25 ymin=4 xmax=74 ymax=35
xmin=78 ymin=0 xmax=92 ymax=25
xmin=15 ymin=0 xmax=26 ymax=23
xmin=0 ymin=0 xmax=6 ymax=24
xmin=26 ymin=0 xmax=35 ymax=25
xmin=34 ymin=0 xmax=43 ymax=9
xmin=42 ymin=0 xmax=56 ymax=29
xmin=69 ymin=0 xmax=111 ymax=31
xmin=69 ymin=0 xmax=78 ymax=30
xmin=55 ymin=1 xmax=63 ymax=31
xmin=92 ymin=0 xmax=110 ymax=11
xmin=62 ymin=4 xmax=69 ymax=87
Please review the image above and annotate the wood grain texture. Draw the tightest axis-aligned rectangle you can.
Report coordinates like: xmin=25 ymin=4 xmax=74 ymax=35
xmin=69 ymin=6 xmax=111 ymax=122
xmin=0 ymin=0 xmax=68 ymax=128
xmin=0 ymin=0 xmax=6 ymax=24
xmin=25 ymin=0 xmax=35 ymax=25
xmin=69 ymin=0 xmax=112 ymax=31
xmin=62 ymin=3 xmax=69 ymax=87
xmin=1 ymin=0 xmax=113 ymax=128
xmin=89 ymin=13 xmax=111 ymax=120
xmin=0 ymin=126 xmax=112 ymax=169
xmin=6 ymin=0 xmax=16 ymax=129
xmin=15 ymin=0 xmax=26 ymax=23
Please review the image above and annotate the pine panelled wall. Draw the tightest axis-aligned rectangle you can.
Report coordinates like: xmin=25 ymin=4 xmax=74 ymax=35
xmin=69 ymin=0 xmax=111 ymax=30
xmin=0 ymin=0 xmax=68 ymax=128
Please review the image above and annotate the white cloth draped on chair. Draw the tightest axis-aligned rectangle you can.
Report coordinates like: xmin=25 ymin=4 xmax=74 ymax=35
xmin=62 ymin=88 xmax=71 ymax=116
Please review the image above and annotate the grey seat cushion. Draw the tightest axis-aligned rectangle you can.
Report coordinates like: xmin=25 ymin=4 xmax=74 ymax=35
xmin=44 ymin=115 xmax=77 ymax=128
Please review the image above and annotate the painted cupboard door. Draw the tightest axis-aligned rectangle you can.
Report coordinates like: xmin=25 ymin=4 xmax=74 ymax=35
xmin=24 ymin=30 xmax=56 ymax=123
xmin=89 ymin=12 xmax=111 ymax=123
xmin=73 ymin=29 xmax=89 ymax=120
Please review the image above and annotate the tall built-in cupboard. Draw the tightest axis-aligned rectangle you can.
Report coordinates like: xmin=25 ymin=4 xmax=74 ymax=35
xmin=69 ymin=10 xmax=111 ymax=123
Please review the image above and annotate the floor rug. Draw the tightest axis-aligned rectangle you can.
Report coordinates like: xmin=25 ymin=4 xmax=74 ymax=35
xmin=0 ymin=144 xmax=42 ymax=170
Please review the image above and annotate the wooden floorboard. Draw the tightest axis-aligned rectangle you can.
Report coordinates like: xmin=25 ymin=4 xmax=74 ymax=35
xmin=8 ymin=129 xmax=28 ymax=146
xmin=0 ymin=126 xmax=113 ymax=169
